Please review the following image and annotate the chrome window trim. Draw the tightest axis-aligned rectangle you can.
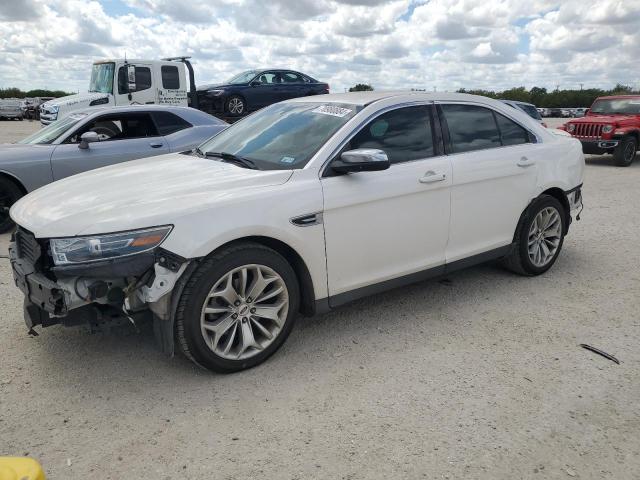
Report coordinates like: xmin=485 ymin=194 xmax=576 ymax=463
xmin=318 ymin=100 xmax=438 ymax=178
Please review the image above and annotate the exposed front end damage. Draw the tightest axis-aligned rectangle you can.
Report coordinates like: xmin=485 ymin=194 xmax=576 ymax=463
xmin=9 ymin=227 xmax=192 ymax=355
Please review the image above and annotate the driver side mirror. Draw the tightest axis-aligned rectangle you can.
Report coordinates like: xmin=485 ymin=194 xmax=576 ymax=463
xmin=331 ymin=149 xmax=390 ymax=174
xmin=126 ymin=64 xmax=136 ymax=93
xmin=78 ymin=131 xmax=100 ymax=150
xmin=250 ymin=80 xmax=260 ymax=87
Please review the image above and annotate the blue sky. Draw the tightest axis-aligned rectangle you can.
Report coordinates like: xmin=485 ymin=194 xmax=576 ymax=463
xmin=0 ymin=0 xmax=638 ymax=92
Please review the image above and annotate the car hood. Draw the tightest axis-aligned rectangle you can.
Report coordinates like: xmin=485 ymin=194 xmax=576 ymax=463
xmin=570 ymin=114 xmax=637 ymax=124
xmin=197 ymin=83 xmax=241 ymax=91
xmin=11 ymin=153 xmax=293 ymax=238
xmin=42 ymin=92 xmax=109 ymax=110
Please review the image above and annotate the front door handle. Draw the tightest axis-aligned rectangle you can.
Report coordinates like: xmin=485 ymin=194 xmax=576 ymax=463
xmin=517 ymin=156 xmax=535 ymax=167
xmin=419 ymin=171 xmax=447 ymax=184
xmin=149 ymin=142 xmax=164 ymax=148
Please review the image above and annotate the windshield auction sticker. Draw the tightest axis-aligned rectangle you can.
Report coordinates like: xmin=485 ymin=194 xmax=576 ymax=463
xmin=312 ymin=105 xmax=353 ymax=117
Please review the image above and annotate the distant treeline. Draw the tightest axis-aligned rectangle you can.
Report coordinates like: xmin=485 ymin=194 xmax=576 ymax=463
xmin=457 ymin=84 xmax=639 ymax=108
xmin=0 ymin=87 xmax=73 ymax=99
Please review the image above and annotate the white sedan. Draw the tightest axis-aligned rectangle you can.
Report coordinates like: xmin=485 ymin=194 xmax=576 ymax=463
xmin=9 ymin=92 xmax=584 ymax=372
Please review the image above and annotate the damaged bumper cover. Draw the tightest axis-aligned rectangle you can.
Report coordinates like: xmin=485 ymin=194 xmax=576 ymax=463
xmin=9 ymin=229 xmax=193 ymax=354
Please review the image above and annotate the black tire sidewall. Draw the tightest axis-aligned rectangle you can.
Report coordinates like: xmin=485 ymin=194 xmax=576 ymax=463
xmin=615 ymin=136 xmax=637 ymax=167
xmin=225 ymin=95 xmax=245 ymax=116
xmin=178 ymin=246 xmax=300 ymax=373
xmin=518 ymin=196 xmax=566 ymax=275
xmin=0 ymin=177 xmax=23 ymax=233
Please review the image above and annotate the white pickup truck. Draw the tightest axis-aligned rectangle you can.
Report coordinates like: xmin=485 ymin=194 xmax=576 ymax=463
xmin=40 ymin=57 xmax=196 ymax=125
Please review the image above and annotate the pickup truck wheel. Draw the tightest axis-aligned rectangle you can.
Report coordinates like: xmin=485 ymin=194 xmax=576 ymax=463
xmin=503 ymin=195 xmax=566 ymax=276
xmin=225 ymin=96 xmax=245 ymax=116
xmin=176 ymin=242 xmax=299 ymax=373
xmin=613 ymin=136 xmax=637 ymax=167
xmin=0 ymin=177 xmax=23 ymax=233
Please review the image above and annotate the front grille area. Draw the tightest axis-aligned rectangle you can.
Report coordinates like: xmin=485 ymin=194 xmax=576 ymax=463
xmin=15 ymin=228 xmax=42 ymax=265
xmin=573 ymin=123 xmax=603 ymax=138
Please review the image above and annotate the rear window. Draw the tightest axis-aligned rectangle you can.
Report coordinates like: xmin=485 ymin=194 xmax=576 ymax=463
xmin=161 ymin=66 xmax=180 ymax=89
xmin=519 ymin=104 xmax=542 ymax=120
xmin=441 ymin=104 xmax=501 ymax=153
xmin=152 ymin=111 xmax=192 ymax=135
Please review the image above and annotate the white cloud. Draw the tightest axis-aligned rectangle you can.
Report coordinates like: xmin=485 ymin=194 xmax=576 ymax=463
xmin=0 ymin=0 xmax=639 ymax=94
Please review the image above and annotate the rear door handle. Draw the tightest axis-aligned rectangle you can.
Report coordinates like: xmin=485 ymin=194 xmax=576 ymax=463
xmin=517 ymin=156 xmax=535 ymax=167
xmin=419 ymin=171 xmax=447 ymax=184
xmin=149 ymin=142 xmax=164 ymax=148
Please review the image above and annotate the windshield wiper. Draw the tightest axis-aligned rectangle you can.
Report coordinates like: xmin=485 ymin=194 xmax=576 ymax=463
xmin=204 ymin=151 xmax=259 ymax=170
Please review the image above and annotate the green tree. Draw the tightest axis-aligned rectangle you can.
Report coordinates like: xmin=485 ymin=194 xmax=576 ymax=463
xmin=349 ymin=84 xmax=374 ymax=92
xmin=0 ymin=87 xmax=72 ymax=99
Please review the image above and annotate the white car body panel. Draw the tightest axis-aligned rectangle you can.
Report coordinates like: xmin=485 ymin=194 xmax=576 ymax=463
xmin=322 ymin=155 xmax=452 ymax=295
xmin=11 ymin=91 xmax=584 ymax=309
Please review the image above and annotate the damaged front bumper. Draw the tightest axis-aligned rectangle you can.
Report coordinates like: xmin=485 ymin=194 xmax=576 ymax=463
xmin=9 ymin=228 xmax=193 ymax=354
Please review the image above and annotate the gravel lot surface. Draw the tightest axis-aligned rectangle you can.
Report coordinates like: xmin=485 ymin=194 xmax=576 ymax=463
xmin=0 ymin=118 xmax=639 ymax=479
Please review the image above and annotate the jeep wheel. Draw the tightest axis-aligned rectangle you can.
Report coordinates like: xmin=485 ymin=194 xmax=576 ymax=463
xmin=176 ymin=242 xmax=299 ymax=373
xmin=613 ymin=136 xmax=637 ymax=167
xmin=0 ymin=177 xmax=24 ymax=233
xmin=503 ymin=195 xmax=566 ymax=276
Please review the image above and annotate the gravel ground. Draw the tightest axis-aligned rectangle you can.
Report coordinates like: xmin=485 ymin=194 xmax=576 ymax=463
xmin=0 ymin=118 xmax=639 ymax=479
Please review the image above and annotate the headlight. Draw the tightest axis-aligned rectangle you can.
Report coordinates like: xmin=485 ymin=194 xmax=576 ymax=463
xmin=567 ymin=123 xmax=575 ymax=133
xmin=50 ymin=226 xmax=172 ymax=266
xmin=602 ymin=124 xmax=614 ymax=133
xmin=50 ymin=105 xmax=59 ymax=113
xmin=207 ymin=89 xmax=224 ymax=96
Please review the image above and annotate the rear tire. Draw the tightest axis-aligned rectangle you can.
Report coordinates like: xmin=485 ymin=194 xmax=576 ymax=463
xmin=503 ymin=195 xmax=566 ymax=276
xmin=176 ymin=242 xmax=299 ymax=373
xmin=0 ymin=177 xmax=24 ymax=233
xmin=613 ymin=136 xmax=637 ymax=167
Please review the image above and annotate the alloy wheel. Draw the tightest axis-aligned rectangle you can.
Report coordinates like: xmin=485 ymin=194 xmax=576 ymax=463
xmin=527 ymin=207 xmax=562 ymax=267
xmin=228 ymin=98 xmax=244 ymax=115
xmin=200 ymin=264 xmax=289 ymax=360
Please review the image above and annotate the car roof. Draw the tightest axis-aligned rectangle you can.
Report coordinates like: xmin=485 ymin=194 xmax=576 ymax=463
xmin=594 ymin=95 xmax=640 ymax=100
xmin=286 ymin=90 xmax=511 ymax=107
xmin=69 ymin=104 xmax=226 ymax=126
xmin=500 ymin=99 xmax=536 ymax=107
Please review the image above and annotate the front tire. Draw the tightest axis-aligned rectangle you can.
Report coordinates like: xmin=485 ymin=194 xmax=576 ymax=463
xmin=613 ymin=136 xmax=637 ymax=167
xmin=0 ymin=177 xmax=24 ymax=233
xmin=225 ymin=95 xmax=246 ymax=117
xmin=503 ymin=195 xmax=566 ymax=276
xmin=176 ymin=242 xmax=299 ymax=373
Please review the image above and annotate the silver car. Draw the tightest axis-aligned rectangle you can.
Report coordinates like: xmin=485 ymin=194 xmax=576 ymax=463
xmin=0 ymin=105 xmax=227 ymax=232
xmin=500 ymin=100 xmax=545 ymax=126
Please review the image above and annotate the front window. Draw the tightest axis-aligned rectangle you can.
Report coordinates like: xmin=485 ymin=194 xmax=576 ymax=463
xmin=198 ymin=102 xmax=360 ymax=170
xmin=17 ymin=114 xmax=87 ymax=144
xmin=89 ymin=62 xmax=115 ymax=94
xmin=224 ymin=70 xmax=259 ymax=85
xmin=590 ymin=98 xmax=640 ymax=115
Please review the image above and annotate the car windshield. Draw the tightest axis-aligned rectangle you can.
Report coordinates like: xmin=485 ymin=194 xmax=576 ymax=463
xmin=17 ymin=114 xmax=87 ymax=145
xmin=590 ymin=98 xmax=640 ymax=115
xmin=89 ymin=62 xmax=115 ymax=94
xmin=198 ymin=102 xmax=359 ymax=170
xmin=224 ymin=70 xmax=259 ymax=85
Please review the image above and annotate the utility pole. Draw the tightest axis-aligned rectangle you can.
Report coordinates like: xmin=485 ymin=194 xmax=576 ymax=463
xmin=579 ymin=83 xmax=584 ymax=90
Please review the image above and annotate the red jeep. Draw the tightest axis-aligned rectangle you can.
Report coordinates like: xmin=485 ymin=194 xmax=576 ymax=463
xmin=562 ymin=95 xmax=640 ymax=166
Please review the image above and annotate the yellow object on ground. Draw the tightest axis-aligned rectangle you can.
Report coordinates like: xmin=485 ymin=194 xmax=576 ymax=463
xmin=0 ymin=457 xmax=46 ymax=480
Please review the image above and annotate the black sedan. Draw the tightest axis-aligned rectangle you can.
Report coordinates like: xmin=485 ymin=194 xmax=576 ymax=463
xmin=197 ymin=69 xmax=329 ymax=117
